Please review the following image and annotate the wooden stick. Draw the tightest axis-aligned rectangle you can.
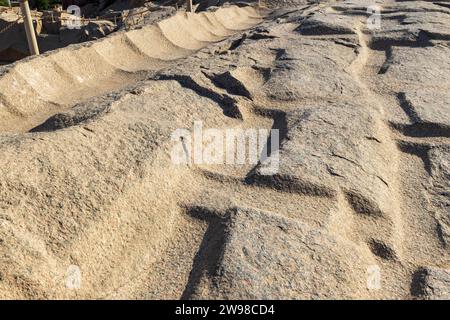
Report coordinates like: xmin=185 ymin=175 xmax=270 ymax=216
xmin=186 ymin=0 xmax=193 ymax=13
xmin=19 ymin=0 xmax=39 ymax=56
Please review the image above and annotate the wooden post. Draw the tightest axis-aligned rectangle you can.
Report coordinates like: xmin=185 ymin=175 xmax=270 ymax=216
xmin=7 ymin=0 xmax=12 ymax=7
xmin=19 ymin=0 xmax=39 ymax=56
xmin=186 ymin=0 xmax=193 ymax=13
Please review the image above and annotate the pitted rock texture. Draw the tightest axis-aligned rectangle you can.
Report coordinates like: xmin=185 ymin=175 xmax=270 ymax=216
xmin=0 ymin=1 xmax=449 ymax=299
